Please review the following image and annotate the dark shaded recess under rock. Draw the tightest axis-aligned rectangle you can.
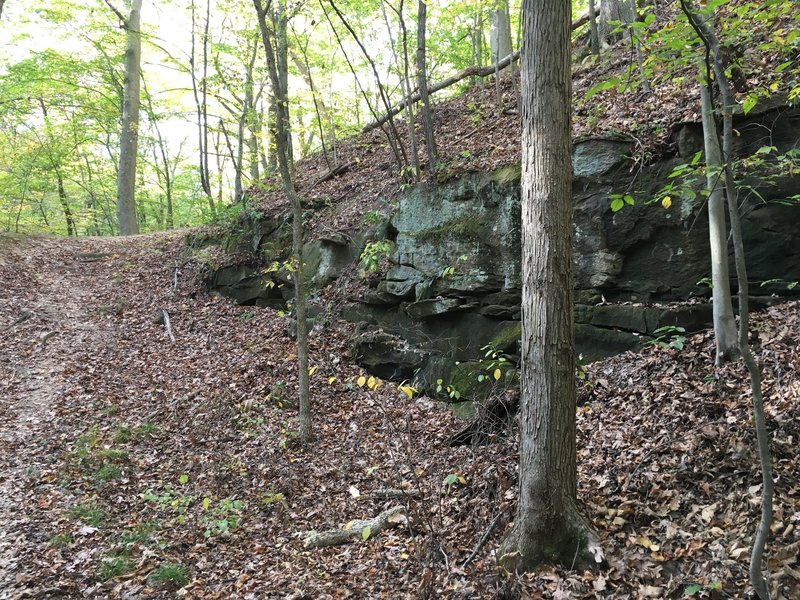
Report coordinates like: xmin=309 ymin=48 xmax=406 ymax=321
xmin=192 ymin=104 xmax=800 ymax=420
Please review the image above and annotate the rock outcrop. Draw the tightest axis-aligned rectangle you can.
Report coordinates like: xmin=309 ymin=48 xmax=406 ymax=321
xmin=193 ymin=105 xmax=800 ymax=401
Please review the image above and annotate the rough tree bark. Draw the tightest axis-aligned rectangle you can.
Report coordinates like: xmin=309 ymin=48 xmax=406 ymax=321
xmin=498 ymin=0 xmax=599 ymax=572
xmin=105 ymin=0 xmax=143 ymax=235
xmin=253 ymin=0 xmax=312 ymax=443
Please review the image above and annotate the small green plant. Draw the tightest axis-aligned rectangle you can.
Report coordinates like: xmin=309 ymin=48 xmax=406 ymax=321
xmin=70 ymin=426 xmax=100 ymax=466
xmin=97 ymin=448 xmax=128 ymax=461
xmin=359 ymin=240 xmax=392 ymax=276
xmin=476 ymin=345 xmax=513 ymax=383
xmin=98 ymin=555 xmax=134 ymax=581
xmin=761 ymin=278 xmax=798 ymax=291
xmin=648 ymin=325 xmax=687 ymax=350
xmin=362 ymin=210 xmax=384 ymax=225
xmin=140 ymin=479 xmax=196 ymax=525
xmin=444 ymin=472 xmax=467 ymax=493
xmin=202 ymin=497 xmax=243 ymax=538
xmin=609 ymin=193 xmax=635 ymax=212
xmin=94 ymin=464 xmax=122 ymax=482
xmin=120 ymin=521 xmax=159 ymax=546
xmin=49 ymin=532 xmax=72 ymax=548
xmin=148 ymin=563 xmax=190 ymax=589
xmin=114 ymin=422 xmax=157 ymax=444
xmin=440 ymin=254 xmax=468 ymax=279
xmin=682 ymin=580 xmax=722 ymax=596
xmin=68 ymin=502 xmax=105 ymax=526
xmin=436 ymin=379 xmax=461 ymax=400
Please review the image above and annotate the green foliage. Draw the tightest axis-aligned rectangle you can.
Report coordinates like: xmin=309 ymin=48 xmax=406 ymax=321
xmin=443 ymin=472 xmax=467 ymax=492
xmin=112 ymin=422 xmax=157 ymax=444
xmin=435 ymin=378 xmax=461 ymax=400
xmin=140 ymin=479 xmax=196 ymax=525
xmin=149 ymin=563 xmax=190 ymax=589
xmin=120 ymin=521 xmax=159 ymax=547
xmin=359 ymin=240 xmax=392 ymax=276
xmin=98 ymin=555 xmax=134 ymax=581
xmin=362 ymin=210 xmax=385 ymax=226
xmin=609 ymin=193 xmax=635 ymax=213
xmin=647 ymin=326 xmax=687 ymax=351
xmin=48 ymin=532 xmax=73 ymax=548
xmin=202 ymin=497 xmax=244 ymax=538
xmin=68 ymin=502 xmax=105 ymax=527
xmin=440 ymin=255 xmax=468 ymax=279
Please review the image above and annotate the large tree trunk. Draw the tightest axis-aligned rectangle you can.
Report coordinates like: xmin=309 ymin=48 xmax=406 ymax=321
xmin=498 ymin=0 xmax=597 ymax=572
xmin=116 ymin=0 xmax=142 ymax=235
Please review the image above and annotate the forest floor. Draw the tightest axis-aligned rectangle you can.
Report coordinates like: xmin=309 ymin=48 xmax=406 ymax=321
xmin=1 ymin=231 xmax=799 ymax=599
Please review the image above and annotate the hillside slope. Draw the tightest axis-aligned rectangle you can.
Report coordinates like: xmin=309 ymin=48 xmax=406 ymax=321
xmin=1 ymin=232 xmax=798 ymax=598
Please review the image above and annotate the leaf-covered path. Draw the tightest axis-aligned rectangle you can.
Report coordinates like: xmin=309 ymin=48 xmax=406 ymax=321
xmin=0 ymin=235 xmax=113 ymax=597
xmin=1 ymin=232 xmax=799 ymax=599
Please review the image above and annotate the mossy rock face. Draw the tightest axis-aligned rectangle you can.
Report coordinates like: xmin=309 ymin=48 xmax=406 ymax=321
xmin=391 ymin=169 xmax=521 ymax=296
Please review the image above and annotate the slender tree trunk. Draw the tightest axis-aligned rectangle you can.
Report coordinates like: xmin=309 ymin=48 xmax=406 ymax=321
xmin=681 ymin=3 xmax=773 ymax=596
xmin=471 ymin=0 xmax=484 ymax=86
xmin=55 ymin=169 xmax=76 ymax=236
xmin=490 ymin=1 xmax=513 ymax=69
xmin=254 ymin=0 xmax=312 ymax=443
xmin=291 ymin=47 xmax=333 ymax=169
xmin=498 ymin=0 xmax=598 ymax=572
xmin=588 ymin=0 xmax=600 ymax=54
xmin=0 ymin=0 xmax=6 ymax=21
xmin=190 ymin=0 xmax=213 ymax=199
xmin=382 ymin=0 xmax=420 ymax=179
xmin=416 ymin=0 xmax=438 ymax=171
xmin=700 ymin=82 xmax=738 ymax=364
xmin=116 ymin=0 xmax=143 ymax=235
xmin=326 ymin=0 xmax=410 ymax=173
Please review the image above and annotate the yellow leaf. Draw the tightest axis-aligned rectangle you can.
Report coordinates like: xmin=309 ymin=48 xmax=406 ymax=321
xmin=373 ymin=379 xmax=383 ymax=390
xmin=328 ymin=376 xmax=336 ymax=384
xmin=367 ymin=376 xmax=376 ymax=390
xmin=361 ymin=526 xmax=371 ymax=541
xmin=661 ymin=196 xmax=672 ymax=209
xmin=457 ymin=475 xmax=467 ymax=485
xmin=493 ymin=368 xmax=502 ymax=381
xmin=636 ymin=536 xmax=659 ymax=551
xmin=308 ymin=366 xmax=318 ymax=376
xmin=357 ymin=376 xmax=366 ymax=388
xmin=400 ymin=552 xmax=410 ymax=560
xmin=343 ymin=520 xmax=356 ymax=531
xmin=399 ymin=385 xmax=416 ymax=399
xmin=202 ymin=497 xmax=210 ymax=510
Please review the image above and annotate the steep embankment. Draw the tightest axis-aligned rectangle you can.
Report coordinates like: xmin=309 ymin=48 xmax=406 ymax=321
xmin=1 ymin=232 xmax=799 ymax=598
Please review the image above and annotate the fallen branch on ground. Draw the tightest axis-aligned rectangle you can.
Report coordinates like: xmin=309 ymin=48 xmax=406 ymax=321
xmin=361 ymin=13 xmax=588 ymax=134
xmin=302 ymin=506 xmax=405 ymax=549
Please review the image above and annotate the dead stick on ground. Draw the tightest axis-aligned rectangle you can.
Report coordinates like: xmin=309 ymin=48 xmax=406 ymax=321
xmin=162 ymin=309 xmax=176 ymax=342
xmin=462 ymin=511 xmax=503 ymax=568
xmin=302 ymin=506 xmax=405 ymax=549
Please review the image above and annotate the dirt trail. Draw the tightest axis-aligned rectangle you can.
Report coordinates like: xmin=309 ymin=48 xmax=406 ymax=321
xmin=0 ymin=236 xmax=113 ymax=599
